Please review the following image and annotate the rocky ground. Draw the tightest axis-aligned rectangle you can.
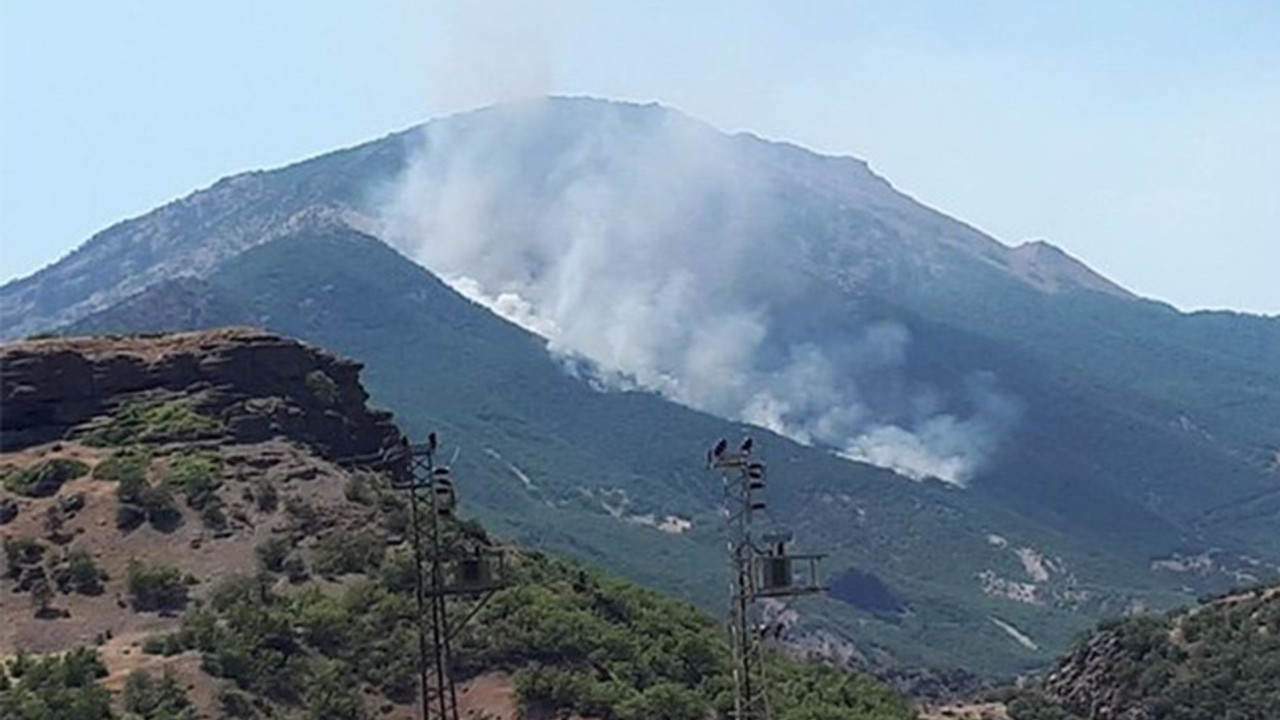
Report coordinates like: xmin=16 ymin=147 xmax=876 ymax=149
xmin=0 ymin=330 xmax=429 ymax=717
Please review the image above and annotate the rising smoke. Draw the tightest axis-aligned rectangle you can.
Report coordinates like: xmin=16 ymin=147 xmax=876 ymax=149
xmin=378 ymin=99 xmax=1019 ymax=486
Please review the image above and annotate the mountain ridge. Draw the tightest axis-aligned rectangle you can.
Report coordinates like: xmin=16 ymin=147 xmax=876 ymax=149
xmin=3 ymin=96 xmax=1279 ymax=677
xmin=0 ymin=96 xmax=1160 ymax=341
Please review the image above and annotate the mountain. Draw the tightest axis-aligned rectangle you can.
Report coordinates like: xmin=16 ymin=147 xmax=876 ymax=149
xmin=0 ymin=330 xmax=914 ymax=719
xmin=4 ymin=97 xmax=1279 ymax=678
xmin=44 ymin=223 xmax=1263 ymax=680
xmin=0 ymin=140 xmax=408 ymax=340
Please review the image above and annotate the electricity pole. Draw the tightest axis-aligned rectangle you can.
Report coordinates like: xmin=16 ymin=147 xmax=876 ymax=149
xmin=708 ymin=437 xmax=825 ymax=720
xmin=386 ymin=433 xmax=506 ymax=720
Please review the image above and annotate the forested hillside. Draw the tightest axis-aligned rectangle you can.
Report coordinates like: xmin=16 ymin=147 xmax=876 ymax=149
xmin=0 ymin=330 xmax=915 ymax=719
xmin=999 ymin=585 xmax=1280 ymax=719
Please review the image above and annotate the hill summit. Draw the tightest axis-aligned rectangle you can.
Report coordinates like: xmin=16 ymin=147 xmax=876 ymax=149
xmin=1 ymin=329 xmax=399 ymax=459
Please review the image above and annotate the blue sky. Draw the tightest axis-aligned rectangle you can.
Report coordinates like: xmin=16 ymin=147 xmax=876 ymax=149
xmin=2 ymin=1 xmax=1277 ymax=313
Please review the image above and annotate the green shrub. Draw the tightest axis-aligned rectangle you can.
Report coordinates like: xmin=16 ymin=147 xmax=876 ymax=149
xmin=93 ymin=447 xmax=151 ymax=484
xmin=216 ymin=685 xmax=259 ymax=719
xmin=3 ymin=537 xmax=45 ymax=577
xmin=615 ymin=681 xmax=709 ymax=720
xmin=169 ymin=610 xmax=222 ymax=655
xmin=127 ymin=560 xmax=189 ymax=612
xmin=116 ymin=470 xmax=148 ymax=505
xmin=282 ymin=555 xmax=310 ymax=583
xmin=343 ymin=473 xmax=376 ymax=505
xmin=252 ymin=481 xmax=278 ymax=513
xmin=201 ymin=503 xmax=229 ymax=531
xmin=116 ymin=503 xmax=146 ymax=531
xmin=141 ymin=634 xmax=187 ymax=657
xmin=382 ymin=505 xmax=410 ymax=537
xmin=305 ymin=370 xmax=341 ymax=406
xmin=138 ymin=485 xmax=183 ymax=532
xmin=155 ymin=451 xmax=227 ymax=531
xmin=43 ymin=505 xmax=69 ymax=540
xmin=122 ymin=668 xmax=195 ymax=719
xmin=1006 ymin=695 xmax=1085 ymax=719
xmin=0 ymin=496 xmax=18 ymax=525
xmin=116 ymin=475 xmax=182 ymax=532
xmin=64 ymin=549 xmax=107 ymax=595
xmin=82 ymin=396 xmax=222 ymax=447
xmin=29 ymin=573 xmax=56 ymax=617
xmin=163 ymin=452 xmax=222 ymax=511
xmin=769 ymin=661 xmax=916 ymax=720
xmin=378 ymin=550 xmax=418 ymax=594
xmin=256 ymin=538 xmax=291 ymax=573
xmin=0 ymin=647 xmax=111 ymax=719
xmin=283 ymin=496 xmax=323 ymax=536
xmin=302 ymin=658 xmax=367 ymax=720
xmin=3 ymin=459 xmax=89 ymax=497
xmin=515 ymin=665 xmax=628 ymax=718
xmin=311 ymin=530 xmax=385 ymax=576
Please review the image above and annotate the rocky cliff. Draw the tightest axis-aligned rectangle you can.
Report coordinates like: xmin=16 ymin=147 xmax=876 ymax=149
xmin=1 ymin=328 xmax=403 ymax=463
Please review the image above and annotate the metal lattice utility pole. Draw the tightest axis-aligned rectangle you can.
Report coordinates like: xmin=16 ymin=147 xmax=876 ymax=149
xmin=708 ymin=437 xmax=825 ymax=720
xmin=385 ymin=433 xmax=507 ymax=720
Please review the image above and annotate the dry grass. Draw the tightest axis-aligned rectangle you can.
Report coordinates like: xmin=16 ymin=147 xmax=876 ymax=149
xmin=0 ymin=438 xmax=357 ymax=657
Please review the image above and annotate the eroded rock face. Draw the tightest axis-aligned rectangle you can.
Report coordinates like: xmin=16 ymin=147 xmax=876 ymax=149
xmin=1041 ymin=631 xmax=1153 ymax=720
xmin=1 ymin=328 xmax=403 ymax=466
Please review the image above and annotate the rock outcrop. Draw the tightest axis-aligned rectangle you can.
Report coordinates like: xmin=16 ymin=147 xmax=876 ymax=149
xmin=1033 ymin=584 xmax=1280 ymax=719
xmin=1 ymin=328 xmax=402 ymax=465
xmin=1039 ymin=630 xmax=1153 ymax=720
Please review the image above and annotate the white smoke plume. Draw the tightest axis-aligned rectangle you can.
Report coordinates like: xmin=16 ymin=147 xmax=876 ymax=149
xmin=379 ymin=99 xmax=1019 ymax=486
xmin=423 ymin=0 xmax=569 ymax=113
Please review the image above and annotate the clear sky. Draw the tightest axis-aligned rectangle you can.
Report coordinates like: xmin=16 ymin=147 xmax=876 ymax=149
xmin=2 ymin=1 xmax=1277 ymax=314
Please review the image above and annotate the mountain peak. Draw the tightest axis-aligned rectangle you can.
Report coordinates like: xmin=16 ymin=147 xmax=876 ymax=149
xmin=1008 ymin=238 xmax=1135 ymax=299
xmin=0 ymin=96 xmax=1146 ymax=340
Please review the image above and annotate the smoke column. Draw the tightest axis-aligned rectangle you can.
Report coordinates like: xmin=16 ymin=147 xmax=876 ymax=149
xmin=380 ymin=98 xmax=1019 ymax=486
